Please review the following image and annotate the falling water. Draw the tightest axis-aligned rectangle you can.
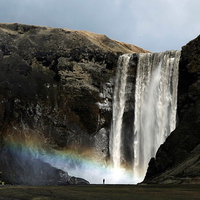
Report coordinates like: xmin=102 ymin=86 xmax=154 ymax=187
xmin=133 ymin=50 xmax=181 ymax=181
xmin=110 ymin=50 xmax=181 ymax=183
xmin=110 ymin=54 xmax=131 ymax=170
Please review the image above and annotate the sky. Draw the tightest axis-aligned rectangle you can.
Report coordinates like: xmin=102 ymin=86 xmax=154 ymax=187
xmin=0 ymin=0 xmax=200 ymax=52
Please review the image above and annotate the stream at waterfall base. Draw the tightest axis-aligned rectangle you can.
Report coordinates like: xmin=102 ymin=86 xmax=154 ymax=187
xmin=0 ymin=184 xmax=200 ymax=200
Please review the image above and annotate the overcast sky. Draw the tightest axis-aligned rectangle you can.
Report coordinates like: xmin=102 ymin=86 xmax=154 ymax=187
xmin=0 ymin=0 xmax=200 ymax=52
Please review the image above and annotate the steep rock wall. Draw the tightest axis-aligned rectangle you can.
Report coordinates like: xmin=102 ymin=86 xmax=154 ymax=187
xmin=0 ymin=23 xmax=149 ymax=183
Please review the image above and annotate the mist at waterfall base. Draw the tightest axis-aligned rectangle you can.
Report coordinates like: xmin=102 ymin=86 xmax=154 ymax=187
xmin=0 ymin=51 xmax=180 ymax=185
xmin=0 ymin=130 xmax=132 ymax=185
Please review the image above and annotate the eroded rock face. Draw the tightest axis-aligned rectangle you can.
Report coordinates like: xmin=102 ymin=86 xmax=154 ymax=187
xmin=0 ymin=23 xmax=148 ymax=185
xmin=143 ymin=34 xmax=200 ymax=184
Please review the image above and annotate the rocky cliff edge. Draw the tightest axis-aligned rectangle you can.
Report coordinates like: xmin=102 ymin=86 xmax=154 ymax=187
xmin=0 ymin=23 xmax=149 ymax=184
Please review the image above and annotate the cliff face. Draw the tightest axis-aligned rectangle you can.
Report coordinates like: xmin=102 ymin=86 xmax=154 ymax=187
xmin=143 ymin=35 xmax=200 ymax=184
xmin=3 ymin=23 xmax=200 ymax=185
xmin=0 ymin=23 xmax=149 ymax=184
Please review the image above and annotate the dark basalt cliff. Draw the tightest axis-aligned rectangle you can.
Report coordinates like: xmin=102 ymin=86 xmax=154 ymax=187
xmin=143 ymin=35 xmax=200 ymax=184
xmin=2 ymin=23 xmax=200 ymax=185
xmin=0 ymin=23 xmax=148 ymax=184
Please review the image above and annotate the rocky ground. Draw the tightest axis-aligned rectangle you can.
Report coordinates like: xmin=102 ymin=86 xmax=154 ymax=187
xmin=1 ymin=184 xmax=200 ymax=200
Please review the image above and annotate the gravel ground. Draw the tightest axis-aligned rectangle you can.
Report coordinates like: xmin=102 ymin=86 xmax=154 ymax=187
xmin=0 ymin=184 xmax=200 ymax=200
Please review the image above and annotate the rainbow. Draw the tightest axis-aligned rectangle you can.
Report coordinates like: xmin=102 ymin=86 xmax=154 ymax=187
xmin=2 ymin=130 xmax=137 ymax=184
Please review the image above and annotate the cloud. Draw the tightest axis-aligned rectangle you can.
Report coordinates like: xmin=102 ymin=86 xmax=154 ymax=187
xmin=129 ymin=0 xmax=200 ymax=51
xmin=114 ymin=0 xmax=123 ymax=7
xmin=0 ymin=0 xmax=200 ymax=52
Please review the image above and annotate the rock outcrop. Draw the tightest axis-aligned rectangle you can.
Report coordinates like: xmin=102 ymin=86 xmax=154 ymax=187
xmin=4 ymin=23 xmax=200 ymax=185
xmin=143 ymin=35 xmax=200 ymax=184
xmin=0 ymin=23 xmax=148 ymax=185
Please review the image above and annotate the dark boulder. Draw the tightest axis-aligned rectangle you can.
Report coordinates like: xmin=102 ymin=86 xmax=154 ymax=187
xmin=68 ymin=176 xmax=90 ymax=185
xmin=0 ymin=142 xmax=89 ymax=185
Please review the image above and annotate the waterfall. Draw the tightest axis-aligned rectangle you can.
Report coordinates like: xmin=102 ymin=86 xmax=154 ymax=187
xmin=110 ymin=50 xmax=181 ymax=183
xmin=133 ymin=50 xmax=180 ymax=181
xmin=110 ymin=54 xmax=131 ymax=170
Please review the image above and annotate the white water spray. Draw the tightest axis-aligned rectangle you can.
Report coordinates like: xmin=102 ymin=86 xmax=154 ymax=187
xmin=110 ymin=51 xmax=180 ymax=183
xmin=110 ymin=54 xmax=131 ymax=170
xmin=133 ymin=51 xmax=181 ymax=181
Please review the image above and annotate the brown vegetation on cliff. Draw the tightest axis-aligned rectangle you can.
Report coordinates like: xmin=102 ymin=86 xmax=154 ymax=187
xmin=0 ymin=22 xmax=148 ymax=145
xmin=0 ymin=23 xmax=149 ymax=184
